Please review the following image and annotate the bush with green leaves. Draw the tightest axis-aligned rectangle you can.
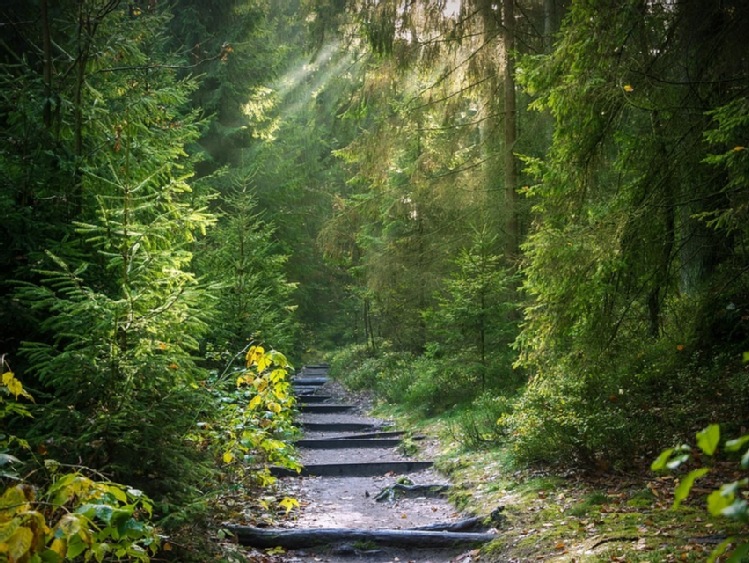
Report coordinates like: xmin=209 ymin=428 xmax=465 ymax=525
xmin=653 ymin=423 xmax=749 ymax=562
xmin=12 ymin=3 xmax=217 ymax=505
xmin=1 ymin=368 xmax=161 ymax=562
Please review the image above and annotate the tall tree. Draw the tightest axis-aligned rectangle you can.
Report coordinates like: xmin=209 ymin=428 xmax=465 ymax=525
xmin=511 ymin=0 xmax=749 ymax=464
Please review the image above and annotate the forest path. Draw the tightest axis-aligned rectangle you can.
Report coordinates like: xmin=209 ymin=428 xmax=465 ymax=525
xmin=235 ymin=364 xmax=498 ymax=563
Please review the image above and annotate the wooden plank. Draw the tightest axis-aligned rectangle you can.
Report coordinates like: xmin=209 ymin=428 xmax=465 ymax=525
xmin=299 ymin=403 xmax=354 ymax=413
xmin=295 ymin=438 xmax=402 ymax=449
xmin=300 ymin=422 xmax=387 ymax=432
xmin=297 ymin=395 xmax=333 ymax=404
xmin=228 ymin=526 xmax=497 ymax=549
xmin=270 ymin=461 xmax=433 ymax=477
xmin=292 ymin=377 xmax=329 ymax=386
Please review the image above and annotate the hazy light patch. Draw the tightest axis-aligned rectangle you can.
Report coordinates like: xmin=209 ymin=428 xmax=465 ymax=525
xmin=274 ymin=42 xmax=354 ymax=118
xmin=274 ymin=42 xmax=339 ymax=99
xmin=443 ymin=0 xmax=461 ymax=17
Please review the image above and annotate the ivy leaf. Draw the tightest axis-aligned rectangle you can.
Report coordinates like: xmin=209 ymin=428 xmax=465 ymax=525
xmin=696 ymin=425 xmax=720 ymax=456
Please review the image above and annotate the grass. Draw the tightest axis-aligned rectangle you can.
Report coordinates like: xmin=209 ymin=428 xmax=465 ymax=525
xmin=374 ymin=404 xmax=748 ymax=562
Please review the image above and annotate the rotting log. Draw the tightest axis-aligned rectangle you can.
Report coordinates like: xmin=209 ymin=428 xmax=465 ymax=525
xmin=227 ymin=526 xmax=497 ymax=549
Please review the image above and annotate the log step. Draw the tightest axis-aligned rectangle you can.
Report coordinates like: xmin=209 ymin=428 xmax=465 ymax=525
xmin=332 ymin=430 xmax=406 ymax=440
xmin=271 ymin=461 xmax=433 ymax=477
xmin=292 ymin=376 xmax=329 ymax=386
xmin=297 ymin=395 xmax=333 ymax=404
xmin=295 ymin=438 xmax=402 ymax=449
xmin=299 ymin=404 xmax=354 ymax=413
xmin=300 ymin=422 xmax=389 ymax=432
xmin=228 ymin=525 xmax=496 ymax=549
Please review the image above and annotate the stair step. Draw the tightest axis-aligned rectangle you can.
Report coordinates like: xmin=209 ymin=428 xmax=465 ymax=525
xmin=271 ymin=461 xmax=433 ymax=477
xmin=295 ymin=438 xmax=402 ymax=449
xmin=299 ymin=404 xmax=354 ymax=413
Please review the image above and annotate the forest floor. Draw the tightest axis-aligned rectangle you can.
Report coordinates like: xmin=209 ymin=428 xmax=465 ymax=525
xmin=221 ymin=379 xmax=745 ymax=563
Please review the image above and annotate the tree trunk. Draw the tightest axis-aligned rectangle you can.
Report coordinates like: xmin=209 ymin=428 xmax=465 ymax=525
xmin=502 ymin=0 xmax=519 ymax=258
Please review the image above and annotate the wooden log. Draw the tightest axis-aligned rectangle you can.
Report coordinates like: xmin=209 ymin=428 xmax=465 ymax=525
xmin=227 ymin=526 xmax=497 ymax=549
xmin=292 ymin=377 xmax=329 ymax=386
xmin=297 ymin=395 xmax=333 ymax=404
xmin=374 ymin=483 xmax=450 ymax=502
xmin=300 ymin=422 xmax=387 ymax=432
xmin=295 ymin=438 xmax=402 ymax=449
xmin=413 ymin=516 xmax=486 ymax=532
xmin=270 ymin=461 xmax=433 ymax=477
xmin=331 ymin=430 xmax=405 ymax=440
xmin=298 ymin=404 xmax=354 ymax=413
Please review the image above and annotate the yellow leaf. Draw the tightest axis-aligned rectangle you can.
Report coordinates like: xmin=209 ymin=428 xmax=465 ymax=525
xmin=222 ymin=451 xmax=234 ymax=464
xmin=248 ymin=395 xmax=263 ymax=410
xmin=623 ymin=84 xmax=634 ymax=92
xmin=268 ymin=402 xmax=282 ymax=414
xmin=733 ymin=145 xmax=746 ymax=152
xmin=50 ymin=537 xmax=67 ymax=556
xmin=278 ymin=497 xmax=299 ymax=514
xmin=7 ymin=526 xmax=33 ymax=560
xmin=2 ymin=371 xmax=32 ymax=399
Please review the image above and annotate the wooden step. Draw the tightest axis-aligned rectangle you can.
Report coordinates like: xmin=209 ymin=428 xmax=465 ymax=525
xmin=300 ymin=422 xmax=388 ymax=432
xmin=295 ymin=438 xmax=402 ymax=449
xmin=292 ymin=377 xmax=328 ymax=386
xmin=271 ymin=461 xmax=433 ymax=477
xmin=297 ymin=395 xmax=333 ymax=404
xmin=298 ymin=403 xmax=354 ymax=413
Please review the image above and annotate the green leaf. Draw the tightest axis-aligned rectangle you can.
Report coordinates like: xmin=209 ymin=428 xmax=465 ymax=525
xmin=708 ymin=537 xmax=734 ymax=563
xmin=66 ymin=534 xmax=87 ymax=559
xmin=708 ymin=487 xmax=735 ymax=516
xmin=727 ymin=541 xmax=749 ymax=563
xmin=725 ymin=435 xmax=749 ymax=452
xmin=674 ymin=468 xmax=710 ymax=508
xmin=721 ymin=498 xmax=749 ymax=520
xmin=742 ymin=351 xmax=749 ymax=363
xmin=666 ymin=454 xmax=690 ymax=470
xmin=651 ymin=447 xmax=674 ymax=471
xmin=697 ymin=424 xmax=720 ymax=456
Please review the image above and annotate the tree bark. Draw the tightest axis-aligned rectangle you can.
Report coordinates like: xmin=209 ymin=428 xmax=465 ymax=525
xmin=502 ymin=0 xmax=519 ymax=258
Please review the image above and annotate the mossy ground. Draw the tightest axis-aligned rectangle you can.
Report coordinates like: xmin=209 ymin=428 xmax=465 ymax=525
xmin=375 ymin=403 xmax=748 ymax=562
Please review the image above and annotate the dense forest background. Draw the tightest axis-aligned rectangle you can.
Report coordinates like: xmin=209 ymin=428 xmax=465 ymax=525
xmin=1 ymin=0 xmax=748 ymax=560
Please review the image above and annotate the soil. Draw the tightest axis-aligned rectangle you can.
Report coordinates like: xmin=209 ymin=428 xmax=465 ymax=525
xmin=272 ymin=378 xmax=492 ymax=563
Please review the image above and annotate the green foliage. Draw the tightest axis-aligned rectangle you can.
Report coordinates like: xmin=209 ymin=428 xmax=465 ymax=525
xmin=10 ymin=2 xmax=218 ymax=504
xmin=194 ymin=188 xmax=299 ymax=359
xmin=424 ymin=227 xmax=520 ymax=392
xmin=0 ymin=371 xmax=160 ymax=562
xmin=215 ymin=345 xmax=301 ymax=478
xmin=653 ymin=424 xmax=749 ymax=562
xmin=447 ymin=392 xmax=514 ymax=450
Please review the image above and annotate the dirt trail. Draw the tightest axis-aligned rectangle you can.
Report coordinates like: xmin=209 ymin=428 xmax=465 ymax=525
xmin=271 ymin=367 xmax=493 ymax=563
